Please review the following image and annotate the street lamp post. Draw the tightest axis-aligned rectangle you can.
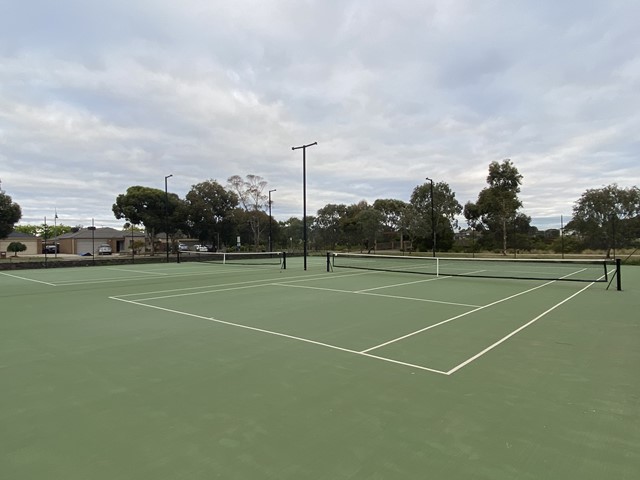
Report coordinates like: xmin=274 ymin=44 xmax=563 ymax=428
xmin=268 ymin=189 xmax=276 ymax=252
xmin=425 ymin=177 xmax=436 ymax=257
xmin=130 ymin=223 xmax=135 ymax=264
xmin=88 ymin=218 xmax=96 ymax=265
xmin=43 ymin=216 xmax=48 ymax=267
xmin=164 ymin=174 xmax=173 ymax=262
xmin=54 ymin=210 xmax=58 ymax=258
xmin=292 ymin=142 xmax=317 ymax=271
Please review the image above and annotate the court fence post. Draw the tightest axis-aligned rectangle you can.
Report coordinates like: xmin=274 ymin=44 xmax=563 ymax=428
xmin=616 ymin=258 xmax=622 ymax=291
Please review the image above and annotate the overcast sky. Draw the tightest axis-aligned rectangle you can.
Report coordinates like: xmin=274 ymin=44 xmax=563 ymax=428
xmin=1 ymin=0 xmax=639 ymax=230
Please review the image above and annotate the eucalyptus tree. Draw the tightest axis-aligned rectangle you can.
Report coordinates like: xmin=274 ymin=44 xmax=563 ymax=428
xmin=314 ymin=203 xmax=348 ymax=249
xmin=409 ymin=180 xmax=462 ymax=252
xmin=227 ymin=175 xmax=269 ymax=249
xmin=355 ymin=205 xmax=384 ymax=252
xmin=373 ymin=199 xmax=408 ymax=233
xmin=566 ymin=184 xmax=640 ymax=254
xmin=113 ymin=186 xmax=183 ymax=253
xmin=185 ymin=180 xmax=239 ymax=246
xmin=465 ymin=159 xmax=525 ymax=254
xmin=279 ymin=217 xmax=304 ymax=251
xmin=14 ymin=223 xmax=72 ymax=238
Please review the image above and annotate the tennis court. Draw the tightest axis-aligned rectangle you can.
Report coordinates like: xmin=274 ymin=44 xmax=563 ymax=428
xmin=1 ymin=254 xmax=639 ymax=479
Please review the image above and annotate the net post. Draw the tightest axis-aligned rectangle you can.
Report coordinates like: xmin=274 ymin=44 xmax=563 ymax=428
xmin=282 ymin=251 xmax=287 ymax=270
xmin=177 ymin=249 xmax=181 ymax=264
xmin=326 ymin=252 xmax=332 ymax=272
xmin=616 ymin=258 xmax=622 ymax=291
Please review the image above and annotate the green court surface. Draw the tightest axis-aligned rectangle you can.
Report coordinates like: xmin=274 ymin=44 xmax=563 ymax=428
xmin=1 ymin=257 xmax=639 ymax=479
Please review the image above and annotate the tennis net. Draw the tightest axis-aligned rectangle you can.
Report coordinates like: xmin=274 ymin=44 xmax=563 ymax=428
xmin=180 ymin=250 xmax=286 ymax=269
xmin=327 ymin=252 xmax=619 ymax=284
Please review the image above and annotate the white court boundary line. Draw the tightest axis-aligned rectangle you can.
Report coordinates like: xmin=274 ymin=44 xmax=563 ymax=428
xmin=9 ymin=262 xmax=298 ymax=287
xmin=112 ymin=268 xmax=424 ymax=302
xmin=360 ymin=280 xmax=558 ymax=353
xmin=106 ymin=267 xmax=169 ymax=276
xmin=106 ymin=265 xmax=598 ymax=375
xmin=110 ymin=296 xmax=449 ymax=375
xmin=272 ymin=283 xmax=481 ymax=308
xmin=0 ymin=271 xmax=58 ymax=286
xmin=24 ymin=263 xmax=379 ymax=288
xmin=446 ymin=283 xmax=594 ymax=375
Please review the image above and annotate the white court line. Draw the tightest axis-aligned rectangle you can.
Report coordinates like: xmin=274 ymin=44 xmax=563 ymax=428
xmin=358 ymin=291 xmax=480 ymax=308
xmin=127 ymin=272 xmax=403 ymax=303
xmin=50 ymin=265 xmax=282 ymax=287
xmin=110 ymin=296 xmax=448 ymax=375
xmin=360 ymin=280 xmax=558 ymax=354
xmin=134 ymin=283 xmax=274 ymax=302
xmin=112 ymin=271 xmax=334 ymax=299
xmin=29 ymin=260 xmax=379 ymax=289
xmin=0 ymin=271 xmax=58 ymax=286
xmin=273 ymin=283 xmax=481 ymax=308
xmin=112 ymin=269 xmax=389 ymax=301
xmin=54 ymin=274 xmax=179 ymax=286
xmin=355 ymin=276 xmax=445 ymax=292
xmin=446 ymin=282 xmax=594 ymax=375
xmin=106 ymin=267 xmax=169 ymax=276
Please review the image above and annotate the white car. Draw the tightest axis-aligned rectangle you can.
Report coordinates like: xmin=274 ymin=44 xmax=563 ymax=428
xmin=98 ymin=244 xmax=112 ymax=255
xmin=193 ymin=245 xmax=209 ymax=252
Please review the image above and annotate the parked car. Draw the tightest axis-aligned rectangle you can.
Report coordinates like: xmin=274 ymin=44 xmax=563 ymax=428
xmin=178 ymin=243 xmax=189 ymax=251
xmin=98 ymin=244 xmax=112 ymax=255
xmin=42 ymin=245 xmax=58 ymax=254
xmin=193 ymin=245 xmax=209 ymax=252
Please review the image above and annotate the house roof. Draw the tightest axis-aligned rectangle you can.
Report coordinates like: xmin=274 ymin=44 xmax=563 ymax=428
xmin=3 ymin=231 xmax=38 ymax=240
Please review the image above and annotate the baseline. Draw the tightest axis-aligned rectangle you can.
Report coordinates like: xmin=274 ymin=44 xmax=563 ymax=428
xmin=360 ymin=279 xmax=557 ymax=353
xmin=109 ymin=295 xmax=449 ymax=375
xmin=0 ymin=271 xmax=58 ymax=286
xmin=446 ymin=282 xmax=594 ymax=374
xmin=272 ymin=283 xmax=481 ymax=308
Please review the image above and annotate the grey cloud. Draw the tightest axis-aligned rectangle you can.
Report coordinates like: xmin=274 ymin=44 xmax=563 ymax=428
xmin=1 ymin=1 xmax=639 ymax=227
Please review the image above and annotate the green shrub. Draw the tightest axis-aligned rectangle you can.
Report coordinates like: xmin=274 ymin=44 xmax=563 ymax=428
xmin=7 ymin=242 xmax=27 ymax=256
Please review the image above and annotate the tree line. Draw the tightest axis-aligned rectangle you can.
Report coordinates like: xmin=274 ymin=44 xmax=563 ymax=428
xmin=110 ymin=163 xmax=640 ymax=255
xmin=2 ymin=161 xmax=639 ymax=255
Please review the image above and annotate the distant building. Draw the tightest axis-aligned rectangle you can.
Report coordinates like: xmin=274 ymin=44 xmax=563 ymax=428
xmin=57 ymin=227 xmax=146 ymax=255
xmin=0 ymin=231 xmax=40 ymax=255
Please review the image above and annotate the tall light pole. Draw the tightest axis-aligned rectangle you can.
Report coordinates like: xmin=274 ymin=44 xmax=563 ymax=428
xmin=164 ymin=174 xmax=173 ymax=262
xmin=44 ymin=216 xmax=48 ymax=267
xmin=53 ymin=209 xmax=58 ymax=258
xmin=425 ymin=177 xmax=436 ymax=257
xmin=292 ymin=142 xmax=317 ymax=270
xmin=89 ymin=218 xmax=96 ymax=264
xmin=268 ymin=189 xmax=276 ymax=252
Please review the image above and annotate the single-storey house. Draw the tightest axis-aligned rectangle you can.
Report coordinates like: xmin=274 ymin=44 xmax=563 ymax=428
xmin=57 ymin=227 xmax=146 ymax=255
xmin=0 ymin=231 xmax=41 ymax=256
